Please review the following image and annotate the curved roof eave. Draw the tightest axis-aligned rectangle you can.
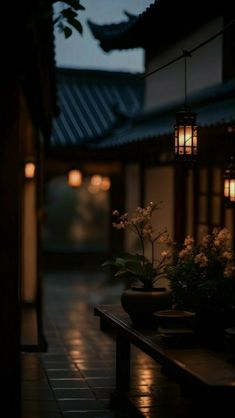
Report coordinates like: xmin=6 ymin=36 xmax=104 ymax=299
xmin=87 ymin=1 xmax=159 ymax=51
xmin=90 ymin=81 xmax=235 ymax=150
xmin=87 ymin=17 xmax=141 ymax=52
xmin=87 ymin=0 xmax=229 ymax=53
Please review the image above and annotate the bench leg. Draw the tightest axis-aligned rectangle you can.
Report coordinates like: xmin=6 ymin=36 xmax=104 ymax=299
xmin=110 ymin=332 xmax=130 ymax=408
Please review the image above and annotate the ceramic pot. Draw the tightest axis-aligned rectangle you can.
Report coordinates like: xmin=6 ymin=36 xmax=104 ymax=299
xmin=154 ymin=309 xmax=196 ymax=329
xmin=121 ymin=286 xmax=172 ymax=328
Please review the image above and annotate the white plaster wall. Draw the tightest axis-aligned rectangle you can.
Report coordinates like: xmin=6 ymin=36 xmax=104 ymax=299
xmin=186 ymin=169 xmax=194 ymax=236
xmin=145 ymin=166 xmax=174 ymax=235
xmin=145 ymin=17 xmax=223 ymax=111
xmin=124 ymin=163 xmax=141 ymax=252
xmin=145 ymin=166 xmax=174 ymax=288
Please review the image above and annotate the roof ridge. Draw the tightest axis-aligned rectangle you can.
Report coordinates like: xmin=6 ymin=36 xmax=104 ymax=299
xmin=56 ymin=67 xmax=143 ymax=79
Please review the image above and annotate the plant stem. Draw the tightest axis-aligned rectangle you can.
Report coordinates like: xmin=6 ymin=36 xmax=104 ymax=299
xmin=151 ymin=240 xmax=154 ymax=266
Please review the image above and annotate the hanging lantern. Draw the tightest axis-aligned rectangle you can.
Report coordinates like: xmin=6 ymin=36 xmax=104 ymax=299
xmin=174 ymin=109 xmax=197 ymax=160
xmin=67 ymin=169 xmax=82 ymax=187
xmin=174 ymin=51 xmax=198 ymax=161
xmin=101 ymin=176 xmax=111 ymax=191
xmin=24 ymin=161 xmax=36 ymax=179
xmin=224 ymin=157 xmax=235 ymax=206
xmin=90 ymin=174 xmax=102 ymax=187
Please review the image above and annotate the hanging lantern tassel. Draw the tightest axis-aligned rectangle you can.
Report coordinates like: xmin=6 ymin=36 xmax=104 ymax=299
xmin=174 ymin=109 xmax=197 ymax=161
xmin=224 ymin=157 xmax=235 ymax=206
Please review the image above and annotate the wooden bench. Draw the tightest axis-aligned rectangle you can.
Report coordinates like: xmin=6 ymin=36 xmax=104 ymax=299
xmin=94 ymin=304 xmax=235 ymax=417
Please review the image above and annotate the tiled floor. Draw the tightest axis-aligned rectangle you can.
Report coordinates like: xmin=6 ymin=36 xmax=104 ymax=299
xmin=21 ymin=268 xmax=199 ymax=418
xmin=21 ymin=268 xmax=125 ymax=418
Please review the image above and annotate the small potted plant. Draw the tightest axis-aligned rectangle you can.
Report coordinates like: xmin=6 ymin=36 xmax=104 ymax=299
xmin=166 ymin=228 xmax=235 ymax=343
xmin=102 ymin=202 xmax=173 ymax=327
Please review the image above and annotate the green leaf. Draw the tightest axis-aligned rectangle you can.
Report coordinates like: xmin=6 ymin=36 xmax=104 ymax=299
xmin=61 ymin=7 xmax=77 ymax=18
xmin=68 ymin=18 xmax=83 ymax=35
xmin=63 ymin=25 xmax=73 ymax=38
xmin=101 ymin=260 xmax=113 ymax=267
xmin=143 ymin=262 xmax=156 ymax=278
xmin=53 ymin=16 xmax=61 ymax=26
xmin=114 ymin=269 xmax=130 ymax=278
xmin=101 ymin=258 xmax=121 ymax=267
xmin=53 ymin=0 xmax=85 ymax=11
xmin=124 ymin=260 xmax=143 ymax=275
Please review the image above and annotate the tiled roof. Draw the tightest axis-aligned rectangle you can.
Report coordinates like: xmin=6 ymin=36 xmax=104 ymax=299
xmin=89 ymin=79 xmax=235 ymax=150
xmin=50 ymin=68 xmax=144 ymax=147
xmin=50 ymin=69 xmax=235 ymax=152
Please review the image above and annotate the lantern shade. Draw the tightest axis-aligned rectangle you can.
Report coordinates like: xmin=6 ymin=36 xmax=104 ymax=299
xmin=24 ymin=162 xmax=36 ymax=179
xmin=224 ymin=157 xmax=235 ymax=205
xmin=67 ymin=169 xmax=82 ymax=187
xmin=174 ymin=109 xmax=197 ymax=161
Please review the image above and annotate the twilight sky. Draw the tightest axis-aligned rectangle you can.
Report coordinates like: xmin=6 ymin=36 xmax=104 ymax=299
xmin=54 ymin=0 xmax=153 ymax=73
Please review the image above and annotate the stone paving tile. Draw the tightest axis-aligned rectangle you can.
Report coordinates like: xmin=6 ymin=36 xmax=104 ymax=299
xmin=62 ymin=411 xmax=119 ymax=418
xmin=43 ymin=361 xmax=77 ymax=370
xmin=50 ymin=378 xmax=90 ymax=389
xmin=40 ymin=354 xmax=70 ymax=362
xmin=92 ymin=387 xmax=115 ymax=399
xmin=74 ymin=361 xmax=115 ymax=368
xmin=58 ymin=398 xmax=106 ymax=411
xmin=46 ymin=370 xmax=83 ymax=379
xmin=84 ymin=377 xmax=115 ymax=388
xmin=53 ymin=388 xmax=96 ymax=399
xmin=22 ymin=413 xmax=62 ymax=418
xmin=80 ymin=368 xmax=114 ymax=378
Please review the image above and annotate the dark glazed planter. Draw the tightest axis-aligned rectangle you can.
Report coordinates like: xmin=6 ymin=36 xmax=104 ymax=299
xmin=121 ymin=286 xmax=173 ymax=328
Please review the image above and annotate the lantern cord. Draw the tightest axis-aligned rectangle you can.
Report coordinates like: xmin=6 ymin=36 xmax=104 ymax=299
xmin=183 ymin=50 xmax=191 ymax=108
xmin=141 ymin=18 xmax=235 ymax=80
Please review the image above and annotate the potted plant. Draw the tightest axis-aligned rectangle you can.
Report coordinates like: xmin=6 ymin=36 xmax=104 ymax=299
xmin=165 ymin=228 xmax=235 ymax=344
xmin=102 ymin=202 xmax=173 ymax=327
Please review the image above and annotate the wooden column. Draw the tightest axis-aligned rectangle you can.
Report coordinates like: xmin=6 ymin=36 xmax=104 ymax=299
xmin=0 ymin=79 xmax=21 ymax=417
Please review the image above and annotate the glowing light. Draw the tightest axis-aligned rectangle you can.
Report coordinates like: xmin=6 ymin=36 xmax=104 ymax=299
xmin=224 ymin=157 xmax=235 ymax=206
xmin=24 ymin=162 xmax=36 ymax=179
xmin=68 ymin=169 xmax=82 ymax=187
xmin=101 ymin=177 xmax=111 ymax=191
xmin=174 ymin=110 xmax=197 ymax=160
xmin=91 ymin=174 xmax=102 ymax=187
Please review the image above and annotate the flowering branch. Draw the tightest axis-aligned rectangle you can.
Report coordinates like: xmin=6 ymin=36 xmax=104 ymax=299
xmin=104 ymin=202 xmax=172 ymax=290
xmin=166 ymin=227 xmax=235 ymax=313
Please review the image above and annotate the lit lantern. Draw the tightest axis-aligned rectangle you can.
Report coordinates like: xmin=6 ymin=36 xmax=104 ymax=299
xmin=175 ymin=51 xmax=198 ymax=161
xmin=224 ymin=157 xmax=235 ymax=205
xmin=90 ymin=174 xmax=102 ymax=187
xmin=174 ymin=109 xmax=197 ymax=161
xmin=101 ymin=176 xmax=111 ymax=191
xmin=24 ymin=162 xmax=36 ymax=179
xmin=67 ymin=169 xmax=82 ymax=187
